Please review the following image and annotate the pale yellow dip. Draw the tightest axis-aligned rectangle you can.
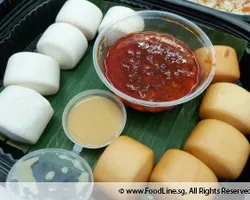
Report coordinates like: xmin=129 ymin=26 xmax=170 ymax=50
xmin=67 ymin=96 xmax=123 ymax=146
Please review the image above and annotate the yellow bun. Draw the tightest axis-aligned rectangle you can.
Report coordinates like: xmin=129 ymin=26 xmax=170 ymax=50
xmin=200 ymin=82 xmax=250 ymax=134
xmin=185 ymin=119 xmax=249 ymax=180
xmin=149 ymin=151 xmax=218 ymax=200
xmin=150 ymin=149 xmax=217 ymax=182
xmin=93 ymin=136 xmax=154 ymax=200
xmin=94 ymin=135 xmax=154 ymax=182
xmin=195 ymin=45 xmax=240 ymax=83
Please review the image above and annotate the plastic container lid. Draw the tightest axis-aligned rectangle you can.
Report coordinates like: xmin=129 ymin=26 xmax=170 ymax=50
xmin=6 ymin=148 xmax=94 ymax=199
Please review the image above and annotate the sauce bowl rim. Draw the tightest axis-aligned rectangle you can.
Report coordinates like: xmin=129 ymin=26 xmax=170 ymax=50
xmin=93 ymin=10 xmax=216 ymax=108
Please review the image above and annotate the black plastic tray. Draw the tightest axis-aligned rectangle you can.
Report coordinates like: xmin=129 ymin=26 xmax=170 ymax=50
xmin=0 ymin=0 xmax=250 ymax=183
xmin=0 ymin=0 xmax=24 ymax=20
xmin=0 ymin=148 xmax=16 ymax=182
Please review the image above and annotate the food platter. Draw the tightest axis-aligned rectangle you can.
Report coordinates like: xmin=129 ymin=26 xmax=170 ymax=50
xmin=0 ymin=0 xmax=250 ymax=198
xmin=186 ymin=0 xmax=250 ymax=15
xmin=0 ymin=0 xmax=249 ymax=164
xmin=169 ymin=0 xmax=250 ymax=22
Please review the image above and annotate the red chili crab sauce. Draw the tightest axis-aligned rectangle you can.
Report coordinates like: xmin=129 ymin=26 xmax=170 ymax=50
xmin=104 ymin=32 xmax=200 ymax=102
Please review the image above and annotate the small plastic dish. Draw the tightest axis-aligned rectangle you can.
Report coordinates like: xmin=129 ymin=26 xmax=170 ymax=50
xmin=6 ymin=148 xmax=94 ymax=199
xmin=93 ymin=10 xmax=216 ymax=112
xmin=62 ymin=89 xmax=127 ymax=152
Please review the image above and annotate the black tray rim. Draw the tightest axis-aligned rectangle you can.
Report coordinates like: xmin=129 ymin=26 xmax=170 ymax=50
xmin=1 ymin=0 xmax=250 ymax=47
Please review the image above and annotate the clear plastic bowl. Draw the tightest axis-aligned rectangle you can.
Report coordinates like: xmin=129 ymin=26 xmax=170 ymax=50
xmin=62 ymin=89 xmax=127 ymax=151
xmin=6 ymin=148 xmax=94 ymax=199
xmin=93 ymin=10 xmax=216 ymax=112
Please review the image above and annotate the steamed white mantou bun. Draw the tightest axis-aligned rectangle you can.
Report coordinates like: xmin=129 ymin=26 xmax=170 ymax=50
xmin=106 ymin=12 xmax=145 ymax=46
xmin=0 ymin=86 xmax=54 ymax=144
xmin=37 ymin=23 xmax=88 ymax=70
xmin=56 ymin=0 xmax=103 ymax=41
xmin=98 ymin=6 xmax=135 ymax=33
xmin=3 ymin=52 xmax=60 ymax=96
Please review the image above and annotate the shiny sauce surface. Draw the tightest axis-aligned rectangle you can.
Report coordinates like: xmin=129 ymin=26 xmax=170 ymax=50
xmin=104 ymin=32 xmax=200 ymax=102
